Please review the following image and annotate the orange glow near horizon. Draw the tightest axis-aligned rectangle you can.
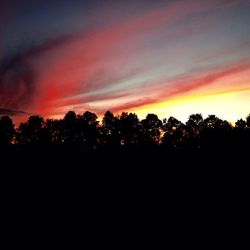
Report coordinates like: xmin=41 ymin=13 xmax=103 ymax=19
xmin=10 ymin=86 xmax=250 ymax=127
xmin=132 ymin=87 xmax=250 ymax=123
xmin=1 ymin=0 xmax=250 ymax=125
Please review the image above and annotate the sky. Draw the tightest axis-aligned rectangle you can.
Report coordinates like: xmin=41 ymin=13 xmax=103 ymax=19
xmin=0 ymin=0 xmax=250 ymax=124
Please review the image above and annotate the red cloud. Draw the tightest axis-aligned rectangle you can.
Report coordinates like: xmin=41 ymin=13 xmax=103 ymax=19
xmin=30 ymin=0 xmax=219 ymax=116
xmin=108 ymin=60 xmax=250 ymax=114
xmin=3 ymin=0 xmax=246 ymax=120
xmin=164 ymin=63 xmax=250 ymax=97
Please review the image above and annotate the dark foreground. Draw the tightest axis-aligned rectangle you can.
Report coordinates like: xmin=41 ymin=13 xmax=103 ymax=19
xmin=0 ymin=111 xmax=249 ymax=187
xmin=1 ymin=144 xmax=248 ymax=230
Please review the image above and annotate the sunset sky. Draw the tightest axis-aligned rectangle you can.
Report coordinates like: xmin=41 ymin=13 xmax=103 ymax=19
xmin=0 ymin=0 xmax=250 ymax=124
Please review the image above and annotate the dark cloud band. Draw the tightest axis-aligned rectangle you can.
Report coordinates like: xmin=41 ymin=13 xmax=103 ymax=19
xmin=0 ymin=108 xmax=27 ymax=116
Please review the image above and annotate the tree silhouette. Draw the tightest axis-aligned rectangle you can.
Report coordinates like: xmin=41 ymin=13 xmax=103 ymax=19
xmin=100 ymin=111 xmax=121 ymax=148
xmin=235 ymin=119 xmax=247 ymax=130
xmin=141 ymin=114 xmax=162 ymax=145
xmin=203 ymin=115 xmax=223 ymax=129
xmin=17 ymin=115 xmax=44 ymax=144
xmin=186 ymin=114 xmax=204 ymax=132
xmin=247 ymin=114 xmax=250 ymax=128
xmin=163 ymin=116 xmax=183 ymax=134
xmin=233 ymin=118 xmax=249 ymax=153
xmin=201 ymin=115 xmax=232 ymax=151
xmin=62 ymin=111 xmax=78 ymax=145
xmin=77 ymin=111 xmax=98 ymax=150
xmin=44 ymin=118 xmax=64 ymax=144
xmin=0 ymin=116 xmax=15 ymax=146
xmin=162 ymin=117 xmax=184 ymax=150
xmin=0 ymin=110 xmax=248 ymax=157
xmin=119 ymin=112 xmax=142 ymax=146
xmin=185 ymin=114 xmax=204 ymax=151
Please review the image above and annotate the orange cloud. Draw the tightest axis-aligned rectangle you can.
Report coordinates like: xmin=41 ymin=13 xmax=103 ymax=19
xmin=108 ymin=60 xmax=250 ymax=114
xmin=3 ymin=0 xmax=247 ymax=123
xmin=30 ymin=0 xmax=225 ymax=117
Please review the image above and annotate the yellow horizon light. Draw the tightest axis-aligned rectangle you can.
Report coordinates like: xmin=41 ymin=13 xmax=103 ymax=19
xmin=132 ymin=87 xmax=250 ymax=122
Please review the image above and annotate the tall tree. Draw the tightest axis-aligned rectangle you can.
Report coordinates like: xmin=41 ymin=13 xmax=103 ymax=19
xmin=119 ymin=112 xmax=142 ymax=145
xmin=186 ymin=114 xmax=204 ymax=133
xmin=141 ymin=114 xmax=162 ymax=145
xmin=163 ymin=116 xmax=183 ymax=134
xmin=185 ymin=114 xmax=204 ymax=151
xmin=204 ymin=115 xmax=223 ymax=129
xmin=62 ymin=111 xmax=77 ymax=145
xmin=77 ymin=111 xmax=98 ymax=150
xmin=17 ymin=115 xmax=44 ymax=144
xmin=162 ymin=117 xmax=184 ymax=150
xmin=100 ymin=111 xmax=121 ymax=147
xmin=235 ymin=119 xmax=246 ymax=130
xmin=201 ymin=115 xmax=232 ymax=151
xmin=0 ymin=116 xmax=15 ymax=146
xmin=44 ymin=119 xmax=64 ymax=144
xmin=246 ymin=114 xmax=250 ymax=128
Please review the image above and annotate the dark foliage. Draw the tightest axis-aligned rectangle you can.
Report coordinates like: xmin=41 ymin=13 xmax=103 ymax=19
xmin=0 ymin=116 xmax=15 ymax=146
xmin=1 ymin=111 xmax=249 ymax=208
xmin=0 ymin=111 xmax=249 ymax=165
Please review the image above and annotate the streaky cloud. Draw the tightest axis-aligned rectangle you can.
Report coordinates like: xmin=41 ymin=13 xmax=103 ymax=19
xmin=0 ymin=108 xmax=28 ymax=116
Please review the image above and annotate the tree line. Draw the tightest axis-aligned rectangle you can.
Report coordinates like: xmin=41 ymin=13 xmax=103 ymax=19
xmin=0 ymin=110 xmax=250 ymax=154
